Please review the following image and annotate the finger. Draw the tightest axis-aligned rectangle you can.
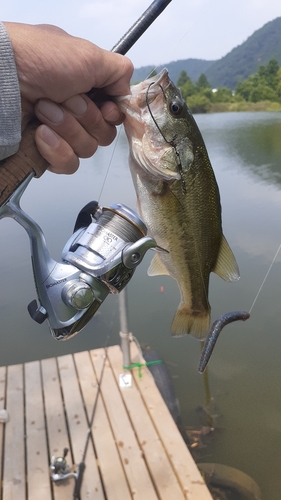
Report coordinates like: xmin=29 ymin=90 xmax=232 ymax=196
xmin=62 ymin=95 xmax=119 ymax=145
xmin=35 ymin=124 xmax=79 ymax=174
xmin=35 ymin=97 xmax=117 ymax=156
xmin=91 ymin=52 xmax=133 ymax=96
xmin=35 ymin=97 xmax=98 ymax=157
xmin=100 ymin=101 xmax=125 ymax=126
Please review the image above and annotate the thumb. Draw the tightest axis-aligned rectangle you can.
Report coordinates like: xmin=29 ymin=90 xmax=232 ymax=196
xmin=90 ymin=50 xmax=133 ymax=96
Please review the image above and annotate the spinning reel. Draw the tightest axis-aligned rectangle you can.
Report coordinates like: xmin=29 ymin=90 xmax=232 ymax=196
xmin=0 ymin=174 xmax=160 ymax=340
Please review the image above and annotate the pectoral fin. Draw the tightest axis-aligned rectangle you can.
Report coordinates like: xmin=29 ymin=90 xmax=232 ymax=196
xmin=147 ymin=253 xmax=170 ymax=276
xmin=212 ymin=235 xmax=240 ymax=282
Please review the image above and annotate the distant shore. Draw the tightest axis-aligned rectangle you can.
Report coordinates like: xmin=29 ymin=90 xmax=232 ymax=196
xmin=198 ymin=100 xmax=281 ymax=113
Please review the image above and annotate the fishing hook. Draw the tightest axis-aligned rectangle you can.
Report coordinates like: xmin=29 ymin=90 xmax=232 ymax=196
xmin=198 ymin=311 xmax=250 ymax=373
xmin=145 ymin=82 xmax=167 ymax=140
xmin=145 ymin=83 xmax=187 ymax=194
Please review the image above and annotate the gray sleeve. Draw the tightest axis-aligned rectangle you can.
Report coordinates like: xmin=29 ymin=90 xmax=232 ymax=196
xmin=0 ymin=22 xmax=21 ymax=161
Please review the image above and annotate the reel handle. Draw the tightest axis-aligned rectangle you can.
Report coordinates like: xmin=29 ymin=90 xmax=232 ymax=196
xmin=0 ymin=120 xmax=49 ymax=207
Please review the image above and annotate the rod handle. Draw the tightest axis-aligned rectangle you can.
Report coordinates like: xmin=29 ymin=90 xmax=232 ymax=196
xmin=73 ymin=462 xmax=86 ymax=499
xmin=0 ymin=120 xmax=49 ymax=206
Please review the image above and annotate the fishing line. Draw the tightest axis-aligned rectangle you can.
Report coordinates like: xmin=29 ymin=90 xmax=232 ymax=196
xmin=144 ymin=0 xmax=219 ymax=80
xmin=198 ymin=241 xmax=281 ymax=371
xmin=97 ymin=126 xmax=123 ymax=204
xmin=248 ymin=242 xmax=281 ymax=314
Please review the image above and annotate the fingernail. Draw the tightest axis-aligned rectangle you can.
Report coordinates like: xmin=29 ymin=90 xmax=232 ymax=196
xmin=64 ymin=95 xmax=88 ymax=115
xmin=37 ymin=99 xmax=64 ymax=123
xmin=39 ymin=125 xmax=60 ymax=147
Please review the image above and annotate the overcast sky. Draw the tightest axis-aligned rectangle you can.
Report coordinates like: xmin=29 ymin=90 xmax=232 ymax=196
xmin=2 ymin=0 xmax=281 ymax=69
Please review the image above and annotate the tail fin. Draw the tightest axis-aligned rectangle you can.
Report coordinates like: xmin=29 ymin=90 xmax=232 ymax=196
xmin=171 ymin=305 xmax=210 ymax=340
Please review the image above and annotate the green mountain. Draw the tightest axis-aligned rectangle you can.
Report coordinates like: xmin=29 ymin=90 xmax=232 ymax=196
xmin=132 ymin=17 xmax=281 ymax=90
xmin=132 ymin=59 xmax=215 ymax=84
xmin=205 ymin=17 xmax=281 ymax=89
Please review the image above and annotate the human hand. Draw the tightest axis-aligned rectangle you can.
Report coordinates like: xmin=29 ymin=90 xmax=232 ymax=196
xmin=4 ymin=22 xmax=133 ymax=173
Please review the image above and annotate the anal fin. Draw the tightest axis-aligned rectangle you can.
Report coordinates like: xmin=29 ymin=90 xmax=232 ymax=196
xmin=212 ymin=235 xmax=240 ymax=282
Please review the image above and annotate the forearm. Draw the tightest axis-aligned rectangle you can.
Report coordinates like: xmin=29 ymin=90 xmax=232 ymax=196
xmin=0 ymin=22 xmax=21 ymax=161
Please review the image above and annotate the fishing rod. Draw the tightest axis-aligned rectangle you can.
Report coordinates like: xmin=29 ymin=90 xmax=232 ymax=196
xmin=112 ymin=0 xmax=172 ymax=54
xmin=73 ymin=343 xmax=109 ymax=500
xmin=50 ymin=340 xmax=109 ymax=498
xmin=0 ymin=0 xmax=173 ymax=341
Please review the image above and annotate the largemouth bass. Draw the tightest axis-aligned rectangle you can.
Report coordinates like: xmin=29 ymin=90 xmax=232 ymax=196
xmin=117 ymin=69 xmax=239 ymax=339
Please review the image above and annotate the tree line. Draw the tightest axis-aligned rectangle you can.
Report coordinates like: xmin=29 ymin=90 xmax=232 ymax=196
xmin=176 ymin=59 xmax=281 ymax=113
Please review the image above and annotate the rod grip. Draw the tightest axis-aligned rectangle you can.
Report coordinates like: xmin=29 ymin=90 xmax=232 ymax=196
xmin=73 ymin=462 xmax=86 ymax=500
xmin=0 ymin=120 xmax=49 ymax=206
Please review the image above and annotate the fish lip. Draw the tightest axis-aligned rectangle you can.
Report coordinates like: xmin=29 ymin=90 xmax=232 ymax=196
xmin=130 ymin=68 xmax=168 ymax=95
xmin=117 ymin=68 xmax=168 ymax=99
xmin=116 ymin=68 xmax=169 ymax=120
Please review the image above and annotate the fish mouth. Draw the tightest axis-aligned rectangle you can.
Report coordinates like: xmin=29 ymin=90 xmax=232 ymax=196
xmin=130 ymin=68 xmax=169 ymax=96
xmin=116 ymin=68 xmax=181 ymax=181
xmin=116 ymin=68 xmax=169 ymax=119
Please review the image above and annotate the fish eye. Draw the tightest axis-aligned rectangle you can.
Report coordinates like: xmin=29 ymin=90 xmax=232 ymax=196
xmin=169 ymin=100 xmax=183 ymax=116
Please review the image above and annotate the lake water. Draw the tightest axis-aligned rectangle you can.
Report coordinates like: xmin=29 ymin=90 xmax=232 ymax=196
xmin=1 ymin=112 xmax=281 ymax=498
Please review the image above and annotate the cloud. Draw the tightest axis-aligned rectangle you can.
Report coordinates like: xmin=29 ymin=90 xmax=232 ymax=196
xmin=2 ymin=0 xmax=281 ymax=67
xmin=80 ymin=1 xmax=115 ymax=19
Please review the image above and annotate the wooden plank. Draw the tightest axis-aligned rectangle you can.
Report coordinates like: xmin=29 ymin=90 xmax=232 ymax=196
xmin=25 ymin=361 xmax=52 ymax=500
xmin=90 ymin=348 xmax=158 ymax=500
xmin=108 ymin=345 xmax=186 ymax=500
xmin=41 ymin=357 xmax=74 ymax=500
xmin=57 ymin=354 xmax=104 ymax=500
xmin=0 ymin=366 xmax=7 ymax=499
xmin=130 ymin=343 xmax=213 ymax=500
xmin=0 ymin=346 xmax=214 ymax=500
xmin=74 ymin=351 xmax=132 ymax=500
xmin=2 ymin=364 xmax=25 ymax=500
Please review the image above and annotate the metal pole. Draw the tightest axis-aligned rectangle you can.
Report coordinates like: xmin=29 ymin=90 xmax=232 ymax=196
xmin=119 ymin=289 xmax=131 ymax=367
xmin=114 ymin=0 xmax=173 ymax=366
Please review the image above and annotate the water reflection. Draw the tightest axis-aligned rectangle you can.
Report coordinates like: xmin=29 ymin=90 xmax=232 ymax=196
xmin=1 ymin=112 xmax=281 ymax=498
xmin=197 ymin=112 xmax=281 ymax=185
xmin=195 ymin=113 xmax=281 ymax=267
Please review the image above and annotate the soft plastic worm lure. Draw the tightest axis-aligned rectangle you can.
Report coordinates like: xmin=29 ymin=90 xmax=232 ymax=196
xmin=198 ymin=311 xmax=250 ymax=373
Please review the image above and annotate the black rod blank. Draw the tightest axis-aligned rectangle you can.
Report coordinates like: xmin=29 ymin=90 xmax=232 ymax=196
xmin=111 ymin=0 xmax=172 ymax=55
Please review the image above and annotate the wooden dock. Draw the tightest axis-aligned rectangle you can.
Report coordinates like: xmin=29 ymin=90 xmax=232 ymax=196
xmin=0 ymin=343 xmax=213 ymax=499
